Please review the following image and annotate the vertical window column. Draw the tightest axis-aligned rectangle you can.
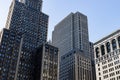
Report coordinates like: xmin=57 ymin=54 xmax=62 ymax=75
xmin=106 ymin=42 xmax=111 ymax=53
xmin=101 ymin=45 xmax=105 ymax=56
xmin=110 ymin=41 xmax=113 ymax=52
xmin=117 ymin=36 xmax=120 ymax=48
xmin=99 ymin=46 xmax=102 ymax=57
xmin=103 ymin=43 xmax=107 ymax=54
xmin=111 ymin=39 xmax=117 ymax=51
xmin=115 ymin=38 xmax=119 ymax=49
xmin=95 ymin=47 xmax=100 ymax=58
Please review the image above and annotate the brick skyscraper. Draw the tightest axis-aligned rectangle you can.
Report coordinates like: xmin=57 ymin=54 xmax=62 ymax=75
xmin=0 ymin=0 xmax=48 ymax=80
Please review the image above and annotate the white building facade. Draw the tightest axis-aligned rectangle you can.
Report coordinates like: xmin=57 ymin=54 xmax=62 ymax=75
xmin=94 ymin=30 xmax=120 ymax=80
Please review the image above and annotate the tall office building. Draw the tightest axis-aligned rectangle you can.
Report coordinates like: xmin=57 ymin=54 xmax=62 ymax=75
xmin=94 ymin=30 xmax=120 ymax=80
xmin=52 ymin=12 xmax=89 ymax=57
xmin=52 ymin=12 xmax=92 ymax=80
xmin=0 ymin=28 xmax=23 ymax=80
xmin=0 ymin=0 xmax=48 ymax=80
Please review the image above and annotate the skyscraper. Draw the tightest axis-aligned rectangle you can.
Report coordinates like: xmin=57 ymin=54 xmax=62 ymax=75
xmin=52 ymin=12 xmax=92 ymax=80
xmin=0 ymin=28 xmax=23 ymax=80
xmin=0 ymin=0 xmax=48 ymax=80
xmin=52 ymin=12 xmax=89 ymax=57
xmin=94 ymin=30 xmax=120 ymax=80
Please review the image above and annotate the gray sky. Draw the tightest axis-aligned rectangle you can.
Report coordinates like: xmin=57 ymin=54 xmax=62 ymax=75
xmin=0 ymin=0 xmax=120 ymax=42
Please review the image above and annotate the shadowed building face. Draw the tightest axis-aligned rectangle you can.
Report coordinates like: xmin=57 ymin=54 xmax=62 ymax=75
xmin=19 ymin=0 xmax=43 ymax=11
xmin=0 ymin=0 xmax=48 ymax=80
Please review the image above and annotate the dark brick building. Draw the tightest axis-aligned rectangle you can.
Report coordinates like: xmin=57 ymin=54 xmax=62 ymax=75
xmin=0 ymin=0 xmax=49 ymax=80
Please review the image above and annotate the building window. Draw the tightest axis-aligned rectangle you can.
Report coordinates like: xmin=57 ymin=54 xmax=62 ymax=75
xmin=103 ymin=74 xmax=108 ymax=79
xmin=102 ymin=65 xmax=107 ymax=69
xmin=98 ymin=64 xmax=100 ymax=66
xmin=118 ymin=36 xmax=120 ymax=48
xmin=103 ymin=70 xmax=108 ymax=74
xmin=109 ymin=67 xmax=114 ymax=72
xmin=108 ymin=63 xmax=113 ymax=67
xmin=109 ymin=72 xmax=115 ymax=77
xmin=99 ymin=72 xmax=101 ymax=75
xmin=114 ymin=60 xmax=120 ymax=65
xmin=112 ymin=39 xmax=117 ymax=50
xmin=98 ymin=68 xmax=100 ymax=71
xmin=95 ymin=47 xmax=99 ymax=58
xmin=106 ymin=42 xmax=111 ymax=53
xmin=101 ymin=45 xmax=105 ymax=55
xmin=116 ymin=71 xmax=120 ymax=75
xmin=99 ymin=77 xmax=101 ymax=80
xmin=117 ymin=76 xmax=120 ymax=80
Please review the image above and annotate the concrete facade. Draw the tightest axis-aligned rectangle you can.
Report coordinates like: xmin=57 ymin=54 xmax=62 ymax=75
xmin=94 ymin=29 xmax=120 ymax=80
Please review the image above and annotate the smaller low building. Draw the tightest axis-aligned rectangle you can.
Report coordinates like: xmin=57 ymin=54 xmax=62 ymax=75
xmin=59 ymin=49 xmax=92 ymax=80
xmin=34 ymin=43 xmax=59 ymax=80
xmin=94 ymin=29 xmax=120 ymax=80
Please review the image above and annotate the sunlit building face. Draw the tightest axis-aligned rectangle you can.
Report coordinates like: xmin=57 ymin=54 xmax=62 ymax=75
xmin=94 ymin=30 xmax=120 ymax=80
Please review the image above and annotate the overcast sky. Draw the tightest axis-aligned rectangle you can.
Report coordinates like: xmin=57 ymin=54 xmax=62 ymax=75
xmin=0 ymin=0 xmax=120 ymax=42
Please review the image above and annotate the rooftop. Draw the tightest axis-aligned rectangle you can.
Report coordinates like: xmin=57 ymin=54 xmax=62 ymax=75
xmin=94 ymin=29 xmax=120 ymax=45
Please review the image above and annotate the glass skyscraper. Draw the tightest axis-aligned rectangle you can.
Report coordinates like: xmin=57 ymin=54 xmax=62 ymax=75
xmin=0 ymin=0 xmax=48 ymax=80
xmin=52 ymin=12 xmax=93 ymax=80
xmin=52 ymin=12 xmax=90 ymax=58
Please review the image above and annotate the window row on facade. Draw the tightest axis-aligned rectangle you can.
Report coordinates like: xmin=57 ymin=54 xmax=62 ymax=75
xmin=95 ymin=49 xmax=120 ymax=63
xmin=95 ymin=36 xmax=120 ymax=58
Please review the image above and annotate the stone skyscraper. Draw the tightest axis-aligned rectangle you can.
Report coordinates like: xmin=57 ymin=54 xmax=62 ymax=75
xmin=0 ymin=0 xmax=48 ymax=80
xmin=52 ymin=12 xmax=89 ymax=57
